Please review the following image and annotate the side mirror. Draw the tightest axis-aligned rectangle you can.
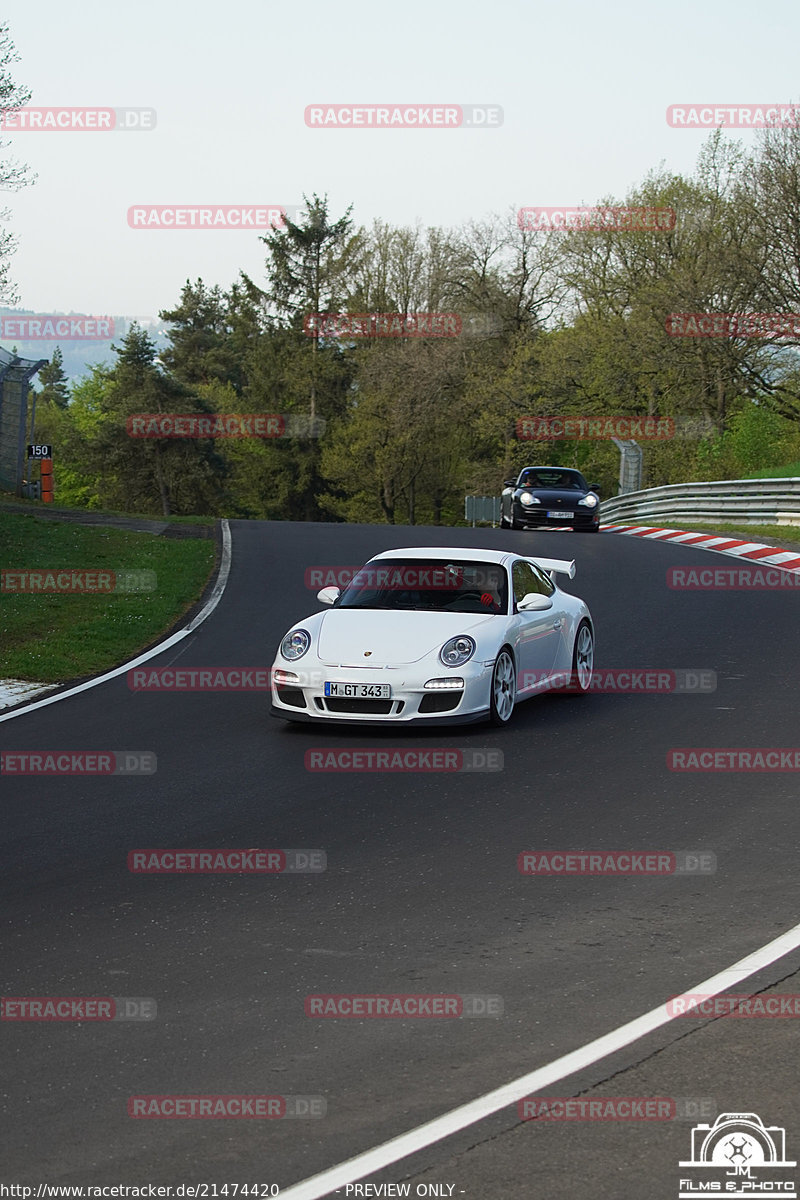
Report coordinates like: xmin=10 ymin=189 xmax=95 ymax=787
xmin=517 ymin=592 xmax=553 ymax=612
xmin=503 ymin=479 xmax=517 ymax=488
xmin=317 ymin=586 xmax=341 ymax=605
xmin=588 ymin=483 xmax=601 ymax=494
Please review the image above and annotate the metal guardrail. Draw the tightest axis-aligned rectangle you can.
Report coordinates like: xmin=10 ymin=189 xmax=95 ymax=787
xmin=600 ymin=477 xmax=800 ymax=527
xmin=465 ymin=496 xmax=501 ymax=526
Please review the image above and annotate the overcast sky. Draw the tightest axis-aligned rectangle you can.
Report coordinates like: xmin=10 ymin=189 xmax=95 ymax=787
xmin=3 ymin=0 xmax=800 ymax=320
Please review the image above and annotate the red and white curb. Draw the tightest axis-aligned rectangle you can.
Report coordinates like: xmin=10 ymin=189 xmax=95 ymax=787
xmin=601 ymin=523 xmax=800 ymax=573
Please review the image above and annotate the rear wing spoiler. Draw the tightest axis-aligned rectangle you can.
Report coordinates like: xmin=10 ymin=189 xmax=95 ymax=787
xmin=527 ymin=557 xmax=576 ymax=580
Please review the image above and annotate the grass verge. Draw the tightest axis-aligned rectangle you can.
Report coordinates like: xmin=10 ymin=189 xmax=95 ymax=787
xmin=746 ymin=463 xmax=800 ymax=479
xmin=0 ymin=512 xmax=216 ymax=682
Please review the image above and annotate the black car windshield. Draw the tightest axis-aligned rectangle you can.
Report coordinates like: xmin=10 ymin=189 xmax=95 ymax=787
xmin=519 ymin=470 xmax=587 ymax=490
xmin=336 ymin=558 xmax=508 ymax=614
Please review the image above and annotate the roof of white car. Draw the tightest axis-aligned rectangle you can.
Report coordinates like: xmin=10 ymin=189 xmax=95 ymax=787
xmin=368 ymin=547 xmax=513 ymax=565
xmin=366 ymin=547 xmax=577 ymax=582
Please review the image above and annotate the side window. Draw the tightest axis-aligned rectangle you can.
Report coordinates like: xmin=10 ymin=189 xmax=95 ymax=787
xmin=513 ymin=560 xmax=554 ymax=605
xmin=528 ymin=562 xmax=555 ymax=596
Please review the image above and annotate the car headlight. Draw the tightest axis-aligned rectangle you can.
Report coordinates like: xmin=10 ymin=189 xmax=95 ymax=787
xmin=579 ymin=494 xmax=598 ymax=507
xmin=440 ymin=635 xmax=476 ymax=668
xmin=519 ymin=492 xmax=540 ymax=506
xmin=280 ymin=629 xmax=311 ymax=661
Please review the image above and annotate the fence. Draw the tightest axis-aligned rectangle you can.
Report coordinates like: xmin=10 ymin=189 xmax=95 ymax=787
xmin=0 ymin=348 xmax=47 ymax=494
xmin=465 ymin=496 xmax=501 ymax=526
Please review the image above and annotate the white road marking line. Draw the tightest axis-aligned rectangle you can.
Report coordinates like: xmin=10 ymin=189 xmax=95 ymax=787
xmin=0 ymin=521 xmax=232 ymax=723
xmin=279 ymin=921 xmax=800 ymax=1200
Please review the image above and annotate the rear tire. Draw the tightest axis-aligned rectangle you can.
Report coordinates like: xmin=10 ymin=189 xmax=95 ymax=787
xmin=489 ymin=648 xmax=516 ymax=726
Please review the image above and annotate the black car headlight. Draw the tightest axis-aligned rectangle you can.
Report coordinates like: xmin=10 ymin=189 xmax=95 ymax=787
xmin=440 ymin=635 xmax=476 ymax=668
xmin=280 ymin=629 xmax=311 ymax=661
xmin=519 ymin=491 xmax=540 ymax=506
xmin=578 ymin=494 xmax=598 ymax=508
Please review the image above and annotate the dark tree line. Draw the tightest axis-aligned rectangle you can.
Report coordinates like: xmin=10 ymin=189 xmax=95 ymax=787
xmin=30 ymin=137 xmax=800 ymax=520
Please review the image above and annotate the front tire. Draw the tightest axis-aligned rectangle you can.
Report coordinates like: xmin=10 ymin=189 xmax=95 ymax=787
xmin=489 ymin=647 xmax=516 ymax=725
xmin=571 ymin=620 xmax=594 ymax=692
xmin=499 ymin=510 xmax=511 ymax=528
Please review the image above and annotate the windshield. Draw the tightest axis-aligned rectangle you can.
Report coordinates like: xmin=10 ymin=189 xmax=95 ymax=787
xmin=336 ymin=558 xmax=508 ymax=614
xmin=519 ymin=469 xmax=587 ymax=490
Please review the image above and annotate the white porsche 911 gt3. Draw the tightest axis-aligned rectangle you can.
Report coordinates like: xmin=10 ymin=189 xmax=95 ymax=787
xmin=270 ymin=547 xmax=594 ymax=727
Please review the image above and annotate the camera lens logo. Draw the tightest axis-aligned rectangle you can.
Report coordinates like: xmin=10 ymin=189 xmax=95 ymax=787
xmin=724 ymin=1137 xmax=751 ymax=1166
xmin=679 ymin=1112 xmax=796 ymax=1197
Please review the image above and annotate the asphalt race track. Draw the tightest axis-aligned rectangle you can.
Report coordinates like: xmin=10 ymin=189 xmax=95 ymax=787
xmin=3 ymin=519 xmax=800 ymax=1198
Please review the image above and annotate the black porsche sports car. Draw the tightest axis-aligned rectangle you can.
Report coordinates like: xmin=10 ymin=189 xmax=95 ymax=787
xmin=500 ymin=467 xmax=601 ymax=531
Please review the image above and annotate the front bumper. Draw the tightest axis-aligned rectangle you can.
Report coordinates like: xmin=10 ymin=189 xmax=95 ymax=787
xmin=270 ymin=659 xmax=494 ymax=725
xmin=270 ymin=703 xmax=490 ymax=727
xmin=514 ymin=503 xmax=600 ymax=529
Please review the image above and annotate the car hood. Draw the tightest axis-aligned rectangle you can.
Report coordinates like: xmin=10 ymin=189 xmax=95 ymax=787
xmin=517 ymin=487 xmax=588 ymax=504
xmin=316 ymin=609 xmax=496 ymax=666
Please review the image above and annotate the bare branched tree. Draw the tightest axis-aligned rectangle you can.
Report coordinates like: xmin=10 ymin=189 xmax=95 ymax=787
xmin=0 ymin=23 xmax=34 ymax=303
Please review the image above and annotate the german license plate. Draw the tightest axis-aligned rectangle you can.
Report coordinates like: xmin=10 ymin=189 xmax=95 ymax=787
xmin=324 ymin=682 xmax=392 ymax=698
xmin=547 ymin=511 xmax=574 ymax=519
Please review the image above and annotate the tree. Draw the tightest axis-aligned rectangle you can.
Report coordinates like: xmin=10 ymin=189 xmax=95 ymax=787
xmin=260 ymin=193 xmax=361 ymax=420
xmin=0 ymin=23 xmax=34 ymax=303
xmin=76 ymin=324 xmax=227 ymax=516
xmin=34 ymin=346 xmax=70 ymax=408
xmin=320 ymin=337 xmax=473 ymax=525
xmin=159 ymin=279 xmax=249 ymax=393
xmin=737 ymin=121 xmax=800 ymax=421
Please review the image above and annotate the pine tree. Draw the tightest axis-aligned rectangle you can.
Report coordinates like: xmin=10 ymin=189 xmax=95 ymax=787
xmin=35 ymin=346 xmax=70 ymax=409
